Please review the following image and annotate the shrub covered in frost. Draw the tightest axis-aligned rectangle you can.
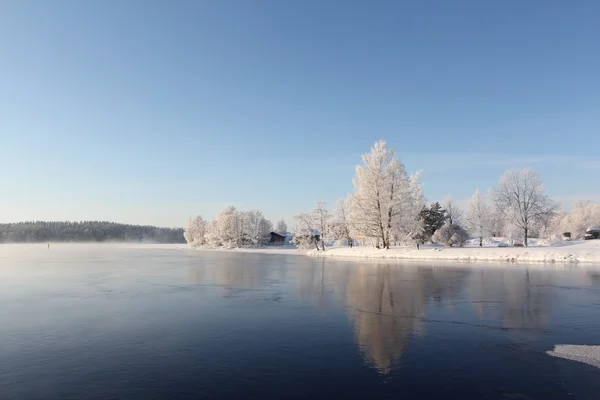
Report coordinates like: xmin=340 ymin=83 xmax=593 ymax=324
xmin=432 ymin=223 xmax=469 ymax=247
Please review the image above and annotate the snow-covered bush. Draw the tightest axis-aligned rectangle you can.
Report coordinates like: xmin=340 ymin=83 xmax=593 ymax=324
xmin=551 ymin=201 xmax=600 ymax=240
xmin=432 ymin=223 xmax=469 ymax=247
xmin=292 ymin=212 xmax=320 ymax=249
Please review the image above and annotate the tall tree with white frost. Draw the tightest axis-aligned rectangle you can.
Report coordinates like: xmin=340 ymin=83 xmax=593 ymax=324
xmin=313 ymin=201 xmax=331 ymax=250
xmin=331 ymin=198 xmax=353 ymax=247
xmin=276 ymin=218 xmax=288 ymax=234
xmin=491 ymin=168 xmax=558 ymax=246
xmin=467 ymin=189 xmax=490 ymax=247
xmin=443 ymin=195 xmax=464 ymax=226
xmin=397 ymin=171 xmax=426 ymax=243
xmin=184 ymin=215 xmax=207 ymax=246
xmin=348 ymin=140 xmax=421 ymax=249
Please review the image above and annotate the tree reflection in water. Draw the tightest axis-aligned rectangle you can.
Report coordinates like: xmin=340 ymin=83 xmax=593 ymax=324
xmin=297 ymin=261 xmax=470 ymax=374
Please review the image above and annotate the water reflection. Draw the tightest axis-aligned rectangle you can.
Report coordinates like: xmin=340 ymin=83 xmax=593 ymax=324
xmin=185 ymin=253 xmax=600 ymax=377
xmin=297 ymin=262 xmax=470 ymax=374
xmin=186 ymin=254 xmax=276 ymax=288
xmin=466 ymin=269 xmax=555 ymax=339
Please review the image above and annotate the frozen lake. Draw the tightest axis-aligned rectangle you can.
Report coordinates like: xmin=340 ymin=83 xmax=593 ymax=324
xmin=0 ymin=244 xmax=599 ymax=399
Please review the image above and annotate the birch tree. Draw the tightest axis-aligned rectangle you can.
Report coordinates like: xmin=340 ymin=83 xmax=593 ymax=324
xmin=491 ymin=168 xmax=558 ymax=246
xmin=467 ymin=189 xmax=490 ymax=247
xmin=348 ymin=140 xmax=421 ymax=249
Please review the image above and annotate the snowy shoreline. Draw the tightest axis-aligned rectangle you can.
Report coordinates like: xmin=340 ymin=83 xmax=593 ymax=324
xmin=188 ymin=246 xmax=303 ymax=256
xmin=306 ymin=240 xmax=600 ymax=264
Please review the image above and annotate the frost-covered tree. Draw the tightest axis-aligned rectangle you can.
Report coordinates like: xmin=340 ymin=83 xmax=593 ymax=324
xmin=393 ymin=171 xmax=427 ymax=244
xmin=415 ymin=202 xmax=446 ymax=244
xmin=485 ymin=189 xmax=506 ymax=237
xmin=467 ymin=189 xmax=490 ymax=247
xmin=207 ymin=206 xmax=241 ymax=247
xmin=204 ymin=207 xmax=272 ymax=248
xmin=292 ymin=212 xmax=319 ymax=250
xmin=348 ymin=141 xmax=421 ymax=249
xmin=491 ymin=169 xmax=558 ymax=246
xmin=240 ymin=210 xmax=273 ymax=247
xmin=313 ymin=201 xmax=331 ymax=249
xmin=184 ymin=215 xmax=207 ymax=247
xmin=443 ymin=195 xmax=464 ymax=226
xmin=551 ymin=201 xmax=600 ymax=239
xmin=205 ymin=220 xmax=221 ymax=247
xmin=276 ymin=218 xmax=288 ymax=234
xmin=331 ymin=198 xmax=353 ymax=247
xmin=432 ymin=223 xmax=469 ymax=247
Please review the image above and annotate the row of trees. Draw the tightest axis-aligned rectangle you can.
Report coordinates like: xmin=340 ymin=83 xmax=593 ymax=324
xmin=184 ymin=141 xmax=595 ymax=249
xmin=0 ymin=221 xmax=185 ymax=243
xmin=185 ymin=207 xmax=288 ymax=248
xmin=293 ymin=141 xmax=561 ymax=248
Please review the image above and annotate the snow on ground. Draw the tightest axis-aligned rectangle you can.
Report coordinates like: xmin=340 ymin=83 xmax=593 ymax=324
xmin=547 ymin=345 xmax=600 ymax=369
xmin=188 ymin=244 xmax=302 ymax=256
xmin=307 ymin=240 xmax=600 ymax=264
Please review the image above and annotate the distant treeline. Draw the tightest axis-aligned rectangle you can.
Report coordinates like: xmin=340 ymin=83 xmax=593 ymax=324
xmin=0 ymin=221 xmax=185 ymax=243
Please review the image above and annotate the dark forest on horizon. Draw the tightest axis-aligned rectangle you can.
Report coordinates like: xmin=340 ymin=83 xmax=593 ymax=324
xmin=0 ymin=221 xmax=185 ymax=243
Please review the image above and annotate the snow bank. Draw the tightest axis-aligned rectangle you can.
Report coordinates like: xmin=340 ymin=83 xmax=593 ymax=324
xmin=188 ymin=245 xmax=303 ymax=256
xmin=547 ymin=345 xmax=600 ymax=369
xmin=307 ymin=240 xmax=600 ymax=264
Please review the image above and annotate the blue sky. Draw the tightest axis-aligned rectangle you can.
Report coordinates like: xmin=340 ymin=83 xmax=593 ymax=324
xmin=1 ymin=0 xmax=599 ymax=227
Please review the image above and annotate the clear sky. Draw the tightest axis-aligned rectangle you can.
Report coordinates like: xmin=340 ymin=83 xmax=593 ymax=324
xmin=1 ymin=0 xmax=599 ymax=228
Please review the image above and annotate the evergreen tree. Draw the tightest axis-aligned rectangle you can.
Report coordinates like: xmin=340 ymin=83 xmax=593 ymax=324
xmin=415 ymin=202 xmax=447 ymax=244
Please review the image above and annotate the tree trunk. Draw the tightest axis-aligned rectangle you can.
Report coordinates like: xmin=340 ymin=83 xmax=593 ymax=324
xmin=479 ymin=236 xmax=482 ymax=247
xmin=524 ymin=228 xmax=528 ymax=246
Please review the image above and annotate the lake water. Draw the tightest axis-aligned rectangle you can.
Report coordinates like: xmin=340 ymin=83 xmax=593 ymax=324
xmin=1 ymin=245 xmax=599 ymax=399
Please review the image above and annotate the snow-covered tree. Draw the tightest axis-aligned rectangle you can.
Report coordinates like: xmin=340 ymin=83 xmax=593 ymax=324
xmin=467 ymin=189 xmax=490 ymax=247
xmin=443 ymin=195 xmax=464 ymax=226
xmin=275 ymin=218 xmax=288 ymax=234
xmin=205 ymin=220 xmax=221 ymax=247
xmin=313 ymin=201 xmax=331 ymax=249
xmin=241 ymin=210 xmax=273 ymax=247
xmin=331 ymin=198 xmax=353 ymax=247
xmin=291 ymin=212 xmax=319 ymax=250
xmin=551 ymin=201 xmax=600 ymax=239
xmin=491 ymin=169 xmax=558 ymax=246
xmin=432 ymin=223 xmax=469 ymax=247
xmin=348 ymin=141 xmax=421 ymax=249
xmin=184 ymin=215 xmax=207 ymax=247
xmin=207 ymin=206 xmax=241 ymax=247
xmin=393 ymin=170 xmax=426 ymax=244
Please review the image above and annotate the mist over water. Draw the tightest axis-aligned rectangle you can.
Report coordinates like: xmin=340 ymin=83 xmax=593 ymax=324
xmin=0 ymin=245 xmax=599 ymax=399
